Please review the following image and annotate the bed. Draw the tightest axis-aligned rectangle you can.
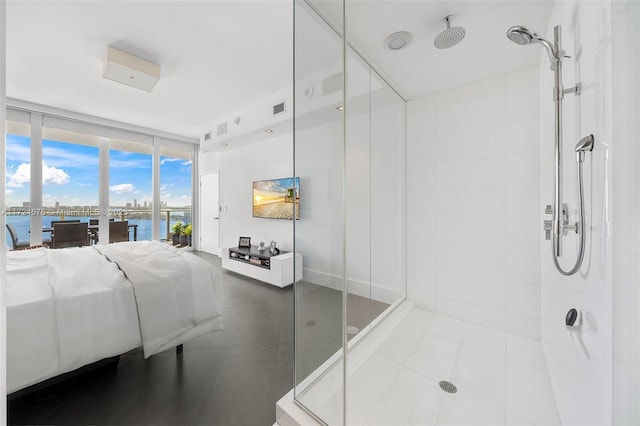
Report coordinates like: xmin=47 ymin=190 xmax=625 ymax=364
xmin=6 ymin=241 xmax=223 ymax=394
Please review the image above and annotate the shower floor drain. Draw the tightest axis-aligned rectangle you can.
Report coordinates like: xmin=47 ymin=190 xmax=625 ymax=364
xmin=346 ymin=326 xmax=360 ymax=335
xmin=439 ymin=380 xmax=457 ymax=394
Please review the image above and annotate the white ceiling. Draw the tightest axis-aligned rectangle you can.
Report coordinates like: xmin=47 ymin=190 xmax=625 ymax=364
xmin=7 ymin=1 xmax=552 ymax=139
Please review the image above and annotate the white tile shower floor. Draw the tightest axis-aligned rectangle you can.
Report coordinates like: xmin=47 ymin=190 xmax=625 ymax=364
xmin=300 ymin=307 xmax=561 ymax=426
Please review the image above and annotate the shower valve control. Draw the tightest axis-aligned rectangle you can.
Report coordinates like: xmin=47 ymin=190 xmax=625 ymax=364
xmin=544 ymin=220 xmax=552 ymax=240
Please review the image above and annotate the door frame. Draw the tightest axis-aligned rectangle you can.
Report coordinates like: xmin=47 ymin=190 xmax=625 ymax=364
xmin=198 ymin=170 xmax=220 ymax=255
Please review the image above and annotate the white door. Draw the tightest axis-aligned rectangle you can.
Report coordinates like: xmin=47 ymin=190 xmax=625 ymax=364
xmin=199 ymin=171 xmax=220 ymax=255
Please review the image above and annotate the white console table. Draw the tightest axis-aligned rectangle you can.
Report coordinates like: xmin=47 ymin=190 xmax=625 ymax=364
xmin=221 ymin=246 xmax=303 ymax=288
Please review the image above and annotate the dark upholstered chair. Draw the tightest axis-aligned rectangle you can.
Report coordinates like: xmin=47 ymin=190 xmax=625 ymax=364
xmin=6 ymin=224 xmax=30 ymax=250
xmin=109 ymin=221 xmax=129 ymax=243
xmin=52 ymin=222 xmax=90 ymax=249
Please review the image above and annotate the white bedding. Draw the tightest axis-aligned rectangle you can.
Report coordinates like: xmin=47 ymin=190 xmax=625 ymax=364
xmin=6 ymin=241 xmax=223 ymax=393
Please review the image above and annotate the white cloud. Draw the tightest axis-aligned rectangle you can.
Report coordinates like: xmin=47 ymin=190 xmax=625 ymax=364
xmin=109 ymin=183 xmax=135 ymax=193
xmin=160 ymin=157 xmax=181 ymax=165
xmin=7 ymin=162 xmax=70 ymax=187
xmin=43 ymin=164 xmax=70 ymax=185
xmin=6 ymin=163 xmax=30 ymax=187
xmin=181 ymin=160 xmax=192 ymax=166
xmin=6 ymin=189 xmax=14 ymax=195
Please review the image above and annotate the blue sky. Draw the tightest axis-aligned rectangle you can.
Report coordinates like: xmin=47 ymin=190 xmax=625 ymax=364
xmin=6 ymin=133 xmax=192 ymax=208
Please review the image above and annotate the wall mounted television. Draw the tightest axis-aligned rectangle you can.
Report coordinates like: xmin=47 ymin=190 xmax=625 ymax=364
xmin=252 ymin=177 xmax=300 ymax=220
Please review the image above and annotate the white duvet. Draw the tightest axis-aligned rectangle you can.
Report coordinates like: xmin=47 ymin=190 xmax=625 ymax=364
xmin=6 ymin=241 xmax=223 ymax=393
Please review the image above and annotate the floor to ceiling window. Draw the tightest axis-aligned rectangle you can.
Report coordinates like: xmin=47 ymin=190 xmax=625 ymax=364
xmin=4 ymin=119 xmax=32 ymax=248
xmin=110 ymin=140 xmax=153 ymax=241
xmin=5 ymin=106 xmax=197 ymax=248
xmin=159 ymin=144 xmax=193 ymax=242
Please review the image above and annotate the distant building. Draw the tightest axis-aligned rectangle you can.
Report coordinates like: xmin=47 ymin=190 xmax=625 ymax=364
xmin=144 ymin=201 xmax=147 ymax=208
xmin=134 ymin=199 xmax=138 ymax=208
xmin=55 ymin=201 xmax=59 ymax=209
xmin=126 ymin=202 xmax=132 ymax=209
xmin=22 ymin=202 xmax=30 ymax=208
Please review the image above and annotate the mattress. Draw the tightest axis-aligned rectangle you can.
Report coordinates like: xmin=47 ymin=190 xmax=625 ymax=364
xmin=6 ymin=242 xmax=223 ymax=393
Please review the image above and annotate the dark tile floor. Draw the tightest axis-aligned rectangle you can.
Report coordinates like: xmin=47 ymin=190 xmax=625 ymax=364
xmin=8 ymin=251 xmax=389 ymax=425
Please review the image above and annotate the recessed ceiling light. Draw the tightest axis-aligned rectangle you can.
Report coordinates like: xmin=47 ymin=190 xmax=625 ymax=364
xmin=265 ymin=129 xmax=274 ymax=133
xmin=336 ymin=105 xmax=344 ymax=111
xmin=384 ymin=31 xmax=412 ymax=51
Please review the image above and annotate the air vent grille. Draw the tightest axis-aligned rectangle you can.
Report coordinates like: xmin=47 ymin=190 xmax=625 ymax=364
xmin=273 ymin=102 xmax=285 ymax=115
xmin=217 ymin=122 xmax=228 ymax=136
xmin=204 ymin=132 xmax=212 ymax=141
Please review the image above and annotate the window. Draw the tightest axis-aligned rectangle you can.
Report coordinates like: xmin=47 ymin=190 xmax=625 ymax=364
xmin=160 ymin=146 xmax=193 ymax=241
xmin=5 ymin=120 xmax=33 ymax=248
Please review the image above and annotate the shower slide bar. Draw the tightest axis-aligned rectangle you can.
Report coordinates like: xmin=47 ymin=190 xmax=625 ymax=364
xmin=507 ymin=24 xmax=594 ymax=276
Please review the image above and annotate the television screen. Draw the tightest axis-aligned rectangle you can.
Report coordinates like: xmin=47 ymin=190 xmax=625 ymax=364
xmin=252 ymin=177 xmax=300 ymax=220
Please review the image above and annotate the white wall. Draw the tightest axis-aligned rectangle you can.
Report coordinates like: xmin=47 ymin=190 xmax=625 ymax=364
xmin=406 ymin=66 xmax=541 ymax=338
xmin=539 ymin=1 xmax=613 ymax=425
xmin=199 ymin=134 xmax=294 ymax=253
xmin=612 ymin=2 xmax=640 ymax=424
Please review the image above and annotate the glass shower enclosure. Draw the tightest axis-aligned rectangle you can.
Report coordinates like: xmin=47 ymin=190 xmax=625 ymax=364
xmin=292 ymin=0 xmax=407 ymax=423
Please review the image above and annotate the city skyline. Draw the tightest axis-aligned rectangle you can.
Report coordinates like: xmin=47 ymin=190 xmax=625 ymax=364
xmin=6 ymin=133 xmax=193 ymax=209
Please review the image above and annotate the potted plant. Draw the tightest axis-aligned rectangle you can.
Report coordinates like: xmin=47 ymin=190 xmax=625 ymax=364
xmin=171 ymin=222 xmax=183 ymax=245
xmin=179 ymin=225 xmax=188 ymax=246
xmin=184 ymin=223 xmax=192 ymax=246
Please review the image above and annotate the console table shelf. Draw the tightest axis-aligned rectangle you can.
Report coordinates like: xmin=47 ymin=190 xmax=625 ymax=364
xmin=222 ymin=246 xmax=302 ymax=288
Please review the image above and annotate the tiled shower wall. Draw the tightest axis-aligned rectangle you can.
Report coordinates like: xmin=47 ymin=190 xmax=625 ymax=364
xmin=406 ymin=66 xmax=541 ymax=339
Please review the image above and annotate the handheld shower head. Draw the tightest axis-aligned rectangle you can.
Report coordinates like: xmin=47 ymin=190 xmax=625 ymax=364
xmin=506 ymin=25 xmax=534 ymax=45
xmin=507 ymin=25 xmax=558 ymax=68
xmin=575 ymin=134 xmax=594 ymax=163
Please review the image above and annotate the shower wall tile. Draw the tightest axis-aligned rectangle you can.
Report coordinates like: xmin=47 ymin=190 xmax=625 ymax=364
xmin=436 ymin=243 xmax=506 ymax=280
xmin=406 ymin=136 xmax=436 ymax=164
xmin=436 ymin=215 xmax=507 ymax=249
xmin=406 ymin=162 xmax=436 ymax=189
xmin=437 ymin=270 xmax=507 ymax=311
xmin=437 ymin=74 xmax=506 ymax=106
xmin=436 ymin=124 xmax=506 ymax=161
xmin=507 ymin=312 xmax=541 ymax=340
xmin=507 ymin=217 xmax=541 ymax=251
xmin=506 ymin=118 xmax=540 ymax=154
xmin=436 ymin=156 xmax=506 ymax=187
xmin=406 ymin=213 xmax=436 ymax=242
xmin=407 ymin=187 xmax=437 ymax=217
xmin=406 ymin=66 xmax=540 ymax=339
xmin=507 ymin=152 xmax=540 ymax=185
xmin=436 ymin=184 xmax=507 ymax=218
xmin=507 ymin=184 xmax=540 ymax=218
xmin=507 ymin=281 xmax=541 ymax=318
xmin=506 ymin=86 xmax=540 ymax=122
xmin=406 ymin=239 xmax=436 ymax=269
xmin=407 ymin=264 xmax=436 ymax=296
xmin=407 ymin=103 xmax=435 ymax=138
xmin=436 ymin=94 xmax=506 ymax=134
xmin=507 ymin=248 xmax=541 ymax=285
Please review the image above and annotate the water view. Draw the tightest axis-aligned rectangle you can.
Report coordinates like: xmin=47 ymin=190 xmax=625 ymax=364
xmin=5 ymin=215 xmax=184 ymax=249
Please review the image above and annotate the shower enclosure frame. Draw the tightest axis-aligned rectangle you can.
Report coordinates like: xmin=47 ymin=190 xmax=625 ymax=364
xmin=292 ymin=0 xmax=407 ymax=423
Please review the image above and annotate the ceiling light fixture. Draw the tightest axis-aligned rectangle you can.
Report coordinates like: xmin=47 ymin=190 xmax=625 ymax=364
xmin=265 ymin=129 xmax=274 ymax=133
xmin=103 ymin=46 xmax=160 ymax=92
xmin=383 ymin=31 xmax=412 ymax=51
xmin=336 ymin=105 xmax=344 ymax=111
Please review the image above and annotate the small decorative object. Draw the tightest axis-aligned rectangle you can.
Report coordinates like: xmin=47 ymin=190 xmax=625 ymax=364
xmin=238 ymin=236 xmax=251 ymax=249
xmin=258 ymin=241 xmax=266 ymax=251
xmin=269 ymin=240 xmax=279 ymax=255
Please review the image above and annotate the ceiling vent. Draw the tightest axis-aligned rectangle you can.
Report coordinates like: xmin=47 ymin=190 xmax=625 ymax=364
xmin=273 ymin=101 xmax=286 ymax=116
xmin=103 ymin=46 xmax=160 ymax=92
xmin=203 ymin=131 xmax=212 ymax=141
xmin=217 ymin=122 xmax=228 ymax=136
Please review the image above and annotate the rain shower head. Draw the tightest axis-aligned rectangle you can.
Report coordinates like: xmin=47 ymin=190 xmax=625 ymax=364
xmin=434 ymin=15 xmax=465 ymax=49
xmin=506 ymin=25 xmax=558 ymax=68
